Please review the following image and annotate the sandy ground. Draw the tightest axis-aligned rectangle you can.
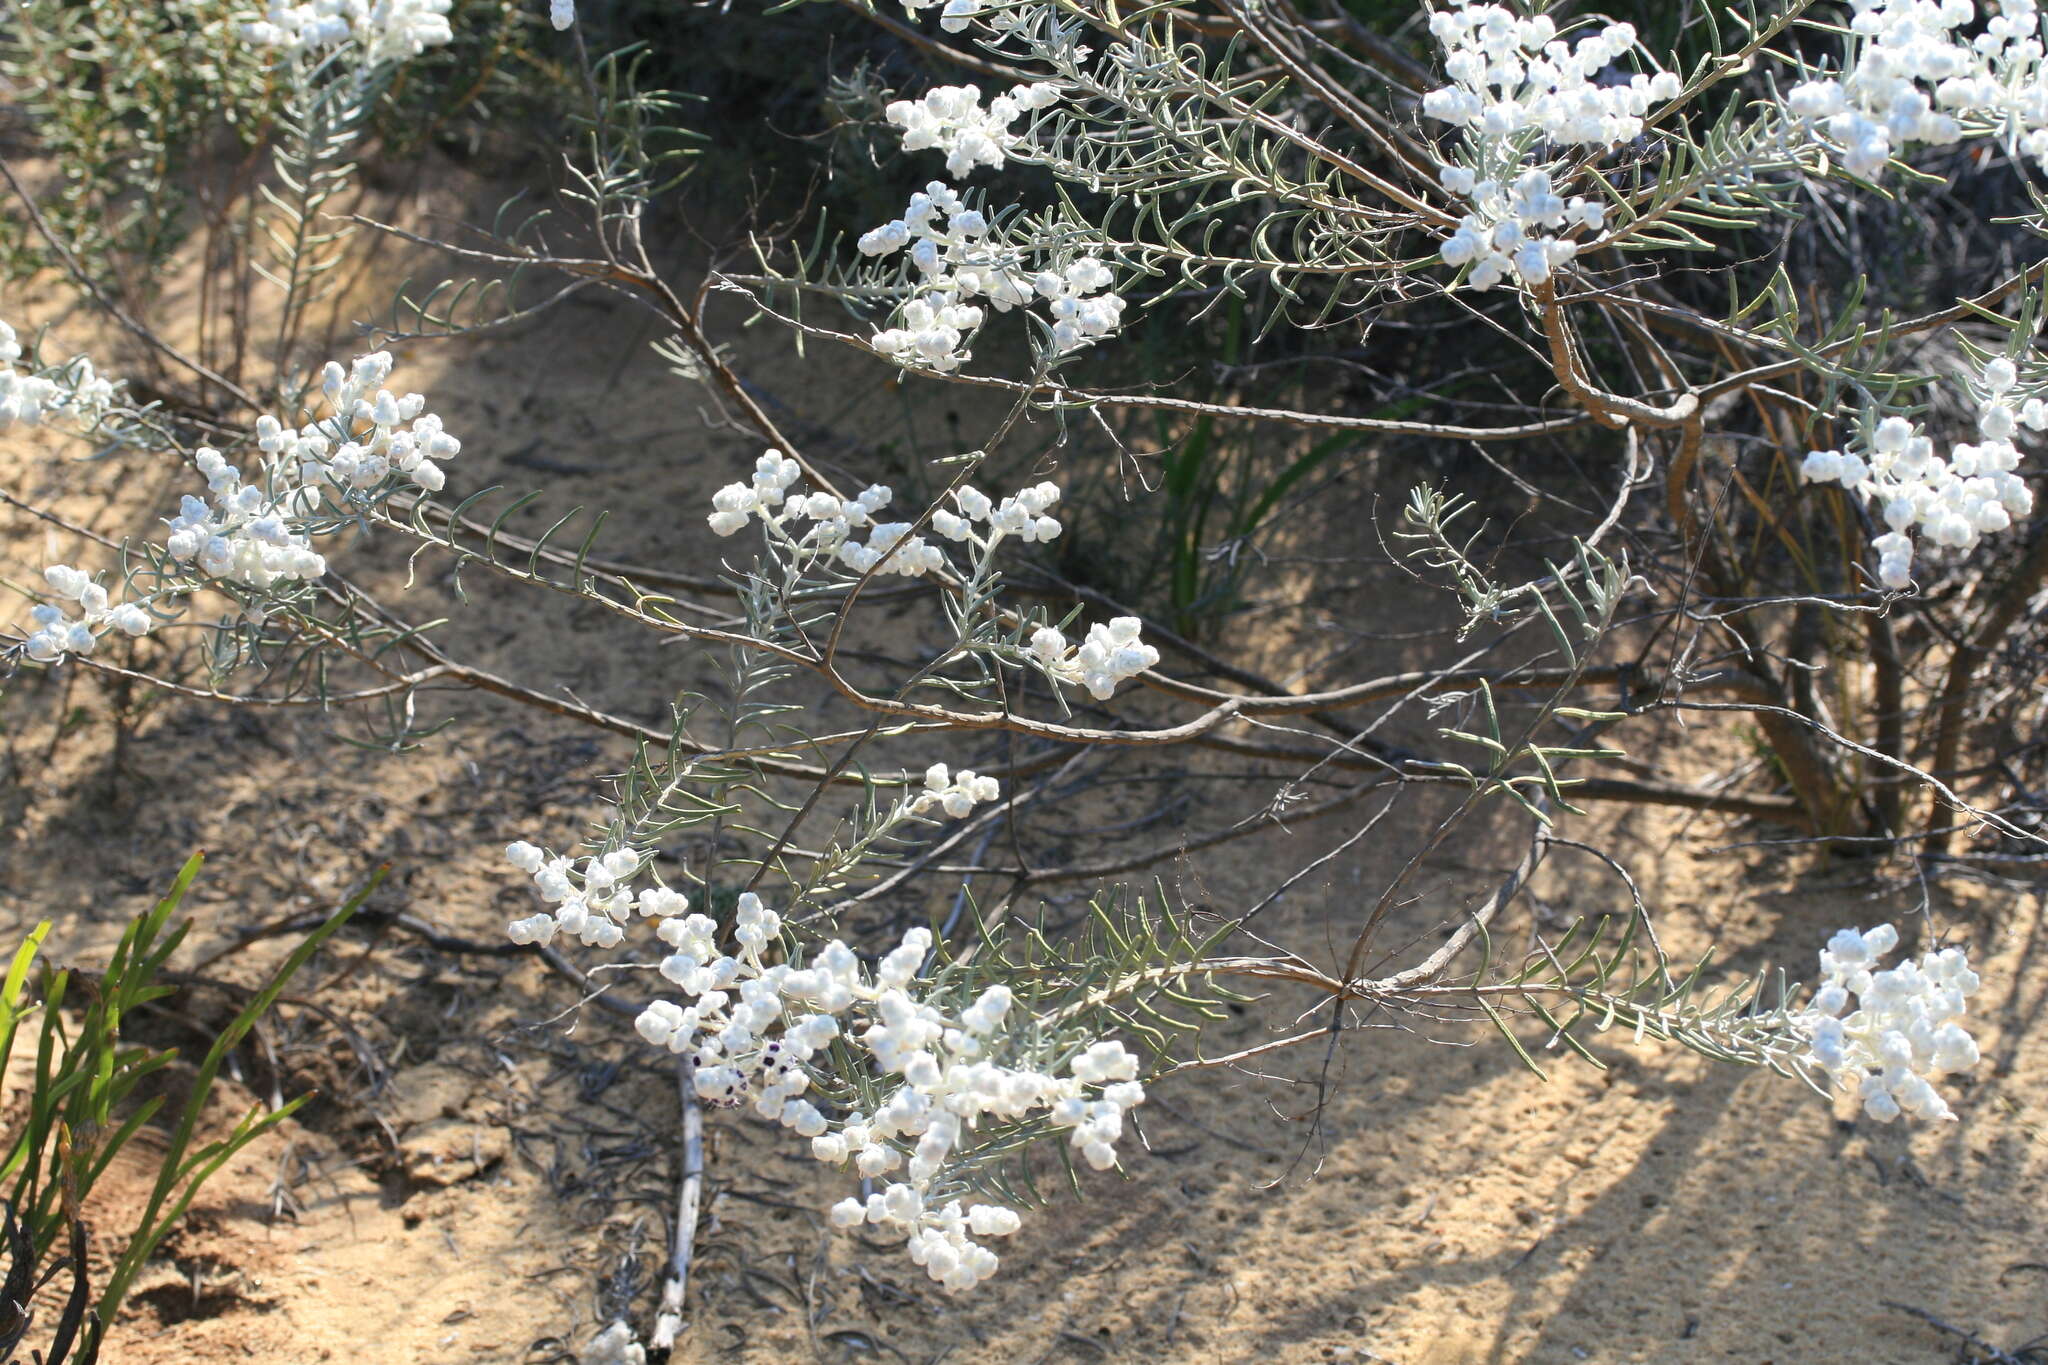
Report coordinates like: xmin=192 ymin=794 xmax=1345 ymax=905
xmin=1 ymin=151 xmax=2045 ymax=1365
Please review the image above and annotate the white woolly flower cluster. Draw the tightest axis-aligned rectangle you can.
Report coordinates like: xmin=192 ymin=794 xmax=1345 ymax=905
xmin=611 ymin=896 xmax=1146 ymax=1292
xmin=700 ymin=453 xmax=1159 ymax=695
xmin=709 ymin=451 xmax=849 ymax=536
xmin=1421 ymin=5 xmax=1676 ymax=290
xmin=1801 ymin=357 xmax=2038 ymax=589
xmin=1030 ymin=257 xmax=1125 ymax=353
xmin=502 ymin=842 xmax=660 ymax=949
xmin=157 ymin=351 xmax=462 ymax=590
xmin=4 ymin=330 xmax=147 ymax=666
xmin=1780 ymin=0 xmax=2048 ymax=181
xmin=240 ymin=0 xmax=454 ymax=62
xmin=911 ymin=763 xmax=1002 ymax=818
xmin=1436 ymin=166 xmax=1607 ymax=290
xmin=1026 ymin=616 xmax=1160 ymax=699
xmin=927 ymin=479 xmax=1064 ymax=547
xmin=900 ymin=0 xmax=991 ymax=34
xmin=300 ymin=350 xmax=466 ymax=495
xmin=15 ymin=349 xmax=467 ymax=666
xmin=1422 ymin=5 xmax=1679 ymax=147
xmin=0 ymin=321 xmax=118 ymax=432
xmin=502 ymin=756 xmax=1000 ymax=949
xmin=706 ymin=451 xmax=1082 ymax=590
xmin=0 ymin=363 xmax=53 ymax=436
xmin=857 ymin=184 xmax=1016 ymax=373
xmin=161 ymin=447 xmax=330 ymax=589
xmin=706 ymin=450 xmax=953 ymax=577
xmin=1795 ymin=923 xmax=1981 ymax=1123
xmin=859 ymin=57 xmax=1123 ymax=366
xmin=22 ymin=566 xmax=154 ymax=663
xmin=856 ymin=186 xmax=1123 ymax=370
xmin=548 ymin=0 xmax=575 ymax=31
xmin=885 ymin=82 xmax=1062 ymax=179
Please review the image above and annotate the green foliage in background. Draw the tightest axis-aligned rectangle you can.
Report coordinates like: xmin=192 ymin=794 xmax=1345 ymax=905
xmin=0 ymin=0 xmax=564 ymax=301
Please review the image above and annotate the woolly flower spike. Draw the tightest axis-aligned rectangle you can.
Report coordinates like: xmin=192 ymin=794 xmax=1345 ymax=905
xmin=505 ymin=856 xmax=1141 ymax=1292
xmin=703 ymin=455 xmax=1076 ymax=593
xmin=856 ymin=182 xmax=1123 ymax=369
xmin=0 ymin=321 xmax=119 ymax=432
xmin=706 ymin=451 xmax=1070 ymax=583
xmin=1801 ymin=359 xmax=2037 ymax=589
xmin=899 ymin=0 xmax=993 ymax=33
xmin=1775 ymin=0 xmax=2048 ymax=181
xmin=0 ymin=358 xmax=57 ymax=432
xmin=307 ymin=350 xmax=465 ymax=495
xmin=885 ymin=82 xmax=1062 ymax=179
xmin=1033 ymin=259 xmax=1125 ymax=353
xmin=12 ymin=345 xmax=462 ymax=665
xmin=837 ymin=1182 xmax=1022 ymax=1289
xmin=844 ymin=521 xmax=950 ymax=577
xmin=858 ymin=183 xmax=1020 ymax=373
xmin=548 ymin=0 xmax=575 ymax=30
xmin=153 ymin=350 xmax=464 ymax=595
xmin=931 ymin=480 xmax=1063 ymax=546
xmin=598 ymin=893 xmax=1149 ymax=1292
xmin=162 ymin=447 xmax=330 ymax=590
xmin=707 ymin=450 xmax=805 ymax=536
xmin=1026 ymin=617 xmax=1160 ymax=700
xmin=871 ymin=297 xmax=990 ymax=374
xmin=1794 ymin=923 xmax=1981 ymax=1122
xmin=1422 ymin=0 xmax=1671 ymax=293
xmin=501 ymin=842 xmax=652 ymax=950
xmin=1436 ymin=166 xmax=1606 ymax=291
xmin=20 ymin=566 xmax=155 ymax=664
xmin=1422 ymin=4 xmax=1678 ymax=148
xmin=241 ymin=0 xmax=455 ymax=63
xmin=910 ymin=763 xmax=1001 ymax=818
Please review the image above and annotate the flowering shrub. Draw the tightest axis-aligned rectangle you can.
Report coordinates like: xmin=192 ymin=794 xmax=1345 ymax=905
xmin=1796 ymin=923 xmax=1982 ymax=1121
xmin=3 ymin=0 xmax=2043 ymax=1353
xmin=1802 ymin=360 xmax=2040 ymax=586
xmin=886 ymin=83 xmax=1064 ymax=178
xmin=0 ymin=323 xmax=118 ymax=434
xmin=1425 ymin=8 xmax=1674 ymax=289
xmin=853 ymin=182 xmax=1124 ymax=369
xmin=12 ymin=346 xmax=469 ymax=664
xmin=627 ymin=894 xmax=1144 ymax=1291
xmin=240 ymin=0 xmax=454 ymax=59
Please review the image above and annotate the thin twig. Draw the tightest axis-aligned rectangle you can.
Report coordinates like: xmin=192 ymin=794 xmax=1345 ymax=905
xmin=649 ymin=1056 xmax=704 ymax=1352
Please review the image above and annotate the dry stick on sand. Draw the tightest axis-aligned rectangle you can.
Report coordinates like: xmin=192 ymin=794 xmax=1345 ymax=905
xmin=538 ymin=944 xmax=705 ymax=1350
xmin=650 ymin=1056 xmax=704 ymax=1351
